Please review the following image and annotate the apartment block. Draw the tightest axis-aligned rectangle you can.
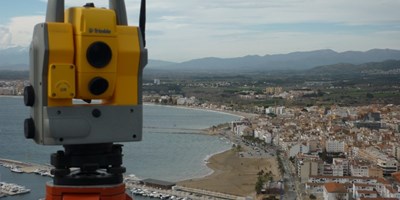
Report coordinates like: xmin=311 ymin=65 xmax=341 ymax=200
xmin=326 ymin=140 xmax=345 ymax=153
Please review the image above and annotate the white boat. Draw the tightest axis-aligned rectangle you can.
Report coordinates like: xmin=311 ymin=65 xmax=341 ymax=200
xmin=10 ymin=167 xmax=22 ymax=173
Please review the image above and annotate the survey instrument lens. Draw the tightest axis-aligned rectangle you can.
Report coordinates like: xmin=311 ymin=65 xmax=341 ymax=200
xmin=89 ymin=77 xmax=109 ymax=95
xmin=86 ymin=41 xmax=112 ymax=68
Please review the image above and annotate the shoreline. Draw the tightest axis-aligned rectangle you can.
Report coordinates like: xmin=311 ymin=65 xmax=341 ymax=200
xmin=144 ymin=103 xmax=249 ymax=135
xmin=0 ymin=95 xmax=251 ymax=120
xmin=198 ymin=147 xmax=232 ymax=179
xmin=144 ymin=102 xmax=256 ymax=119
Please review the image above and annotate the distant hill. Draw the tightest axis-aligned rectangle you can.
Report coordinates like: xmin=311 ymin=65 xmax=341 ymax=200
xmin=0 ymin=70 xmax=28 ymax=80
xmin=148 ymin=49 xmax=400 ymax=72
xmin=308 ymin=60 xmax=400 ymax=75
xmin=1 ymin=47 xmax=400 ymax=73
xmin=0 ymin=47 xmax=175 ymax=71
xmin=147 ymin=59 xmax=177 ymax=68
xmin=0 ymin=47 xmax=29 ymax=70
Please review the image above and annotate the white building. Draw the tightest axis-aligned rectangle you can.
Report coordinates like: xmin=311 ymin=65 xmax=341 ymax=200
xmin=332 ymin=158 xmax=350 ymax=176
xmin=326 ymin=140 xmax=345 ymax=153
xmin=176 ymin=98 xmax=187 ymax=105
xmin=289 ymin=143 xmax=309 ymax=158
xmin=234 ymin=125 xmax=250 ymax=136
xmin=176 ymin=97 xmax=197 ymax=106
xmin=377 ymin=158 xmax=398 ymax=176
xmin=392 ymin=145 xmax=400 ymax=161
xmin=0 ymin=87 xmax=16 ymax=95
xmin=254 ymin=128 xmax=273 ymax=144
xmin=350 ymin=165 xmax=369 ymax=177
xmin=265 ymin=106 xmax=286 ymax=115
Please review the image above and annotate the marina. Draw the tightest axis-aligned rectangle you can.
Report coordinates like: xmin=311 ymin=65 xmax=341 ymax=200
xmin=1 ymin=158 xmax=244 ymax=200
xmin=0 ymin=158 xmax=48 ymax=198
xmin=125 ymin=176 xmax=243 ymax=200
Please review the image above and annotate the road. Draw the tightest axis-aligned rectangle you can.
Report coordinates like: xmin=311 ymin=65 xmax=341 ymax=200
xmin=279 ymin=151 xmax=298 ymax=200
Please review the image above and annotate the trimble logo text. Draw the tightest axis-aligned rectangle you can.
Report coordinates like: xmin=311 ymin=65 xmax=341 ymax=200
xmin=89 ymin=28 xmax=112 ymax=34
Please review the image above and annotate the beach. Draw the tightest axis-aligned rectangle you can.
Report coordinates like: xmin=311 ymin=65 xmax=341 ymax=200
xmin=177 ymin=149 xmax=280 ymax=197
xmin=144 ymin=103 xmax=257 ymax=120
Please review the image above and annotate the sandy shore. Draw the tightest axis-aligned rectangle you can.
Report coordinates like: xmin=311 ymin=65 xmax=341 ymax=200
xmin=144 ymin=103 xmax=258 ymax=119
xmin=177 ymin=149 xmax=280 ymax=197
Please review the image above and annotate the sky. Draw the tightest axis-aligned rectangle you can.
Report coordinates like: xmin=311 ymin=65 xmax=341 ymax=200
xmin=0 ymin=0 xmax=400 ymax=62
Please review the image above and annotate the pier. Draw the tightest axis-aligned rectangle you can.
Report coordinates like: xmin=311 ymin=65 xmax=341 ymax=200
xmin=0 ymin=158 xmax=53 ymax=177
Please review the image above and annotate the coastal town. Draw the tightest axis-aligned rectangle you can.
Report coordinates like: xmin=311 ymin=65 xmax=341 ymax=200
xmin=140 ymin=95 xmax=400 ymax=199
xmin=1 ymin=66 xmax=400 ymax=200
xmin=141 ymin=70 xmax=400 ymax=200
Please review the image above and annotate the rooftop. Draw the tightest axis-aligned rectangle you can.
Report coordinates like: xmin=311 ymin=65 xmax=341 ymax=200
xmin=324 ymin=182 xmax=347 ymax=193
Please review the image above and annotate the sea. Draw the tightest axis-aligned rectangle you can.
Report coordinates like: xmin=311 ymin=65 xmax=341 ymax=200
xmin=0 ymin=96 xmax=241 ymax=200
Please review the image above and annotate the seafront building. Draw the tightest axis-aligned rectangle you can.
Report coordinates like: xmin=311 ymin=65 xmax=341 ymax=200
xmin=0 ymin=80 xmax=25 ymax=95
xmin=326 ymin=140 xmax=345 ymax=153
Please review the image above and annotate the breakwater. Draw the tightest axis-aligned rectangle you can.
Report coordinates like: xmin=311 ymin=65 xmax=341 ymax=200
xmin=0 ymin=158 xmax=52 ymax=177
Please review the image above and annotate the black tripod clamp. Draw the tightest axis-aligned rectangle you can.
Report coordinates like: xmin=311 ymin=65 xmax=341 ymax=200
xmin=50 ymin=143 xmax=126 ymax=185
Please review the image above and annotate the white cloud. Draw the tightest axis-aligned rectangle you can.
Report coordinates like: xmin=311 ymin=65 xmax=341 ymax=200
xmin=140 ymin=0 xmax=400 ymax=61
xmin=0 ymin=16 xmax=44 ymax=49
xmin=0 ymin=26 xmax=12 ymax=48
xmin=4 ymin=0 xmax=400 ymax=61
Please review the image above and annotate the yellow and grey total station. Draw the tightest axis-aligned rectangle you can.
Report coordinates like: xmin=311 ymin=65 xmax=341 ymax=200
xmin=23 ymin=0 xmax=147 ymax=145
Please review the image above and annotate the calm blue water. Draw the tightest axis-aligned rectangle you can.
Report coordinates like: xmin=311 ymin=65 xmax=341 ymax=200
xmin=0 ymin=96 xmax=240 ymax=200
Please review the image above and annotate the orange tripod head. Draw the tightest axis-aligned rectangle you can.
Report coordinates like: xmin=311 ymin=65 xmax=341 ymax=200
xmin=46 ymin=183 xmax=132 ymax=200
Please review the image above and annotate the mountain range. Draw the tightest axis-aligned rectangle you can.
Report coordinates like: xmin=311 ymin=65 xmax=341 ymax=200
xmin=1 ymin=47 xmax=400 ymax=72
xmin=0 ymin=46 xmax=29 ymax=70
xmin=148 ymin=49 xmax=400 ymax=72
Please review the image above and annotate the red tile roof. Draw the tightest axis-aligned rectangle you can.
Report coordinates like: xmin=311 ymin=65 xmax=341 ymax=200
xmin=324 ymin=182 xmax=347 ymax=193
xmin=391 ymin=171 xmax=400 ymax=182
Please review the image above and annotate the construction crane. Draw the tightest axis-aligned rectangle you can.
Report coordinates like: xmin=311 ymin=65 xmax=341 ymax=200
xmin=23 ymin=0 xmax=147 ymax=199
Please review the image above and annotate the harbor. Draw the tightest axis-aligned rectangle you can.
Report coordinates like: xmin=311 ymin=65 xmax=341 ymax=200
xmin=0 ymin=158 xmax=50 ymax=198
xmin=125 ymin=176 xmax=245 ymax=200
xmin=1 ymin=158 xmax=246 ymax=200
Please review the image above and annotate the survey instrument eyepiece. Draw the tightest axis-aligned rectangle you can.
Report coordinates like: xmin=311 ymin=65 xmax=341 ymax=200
xmin=86 ymin=41 xmax=113 ymax=68
xmin=23 ymin=0 xmax=148 ymax=145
